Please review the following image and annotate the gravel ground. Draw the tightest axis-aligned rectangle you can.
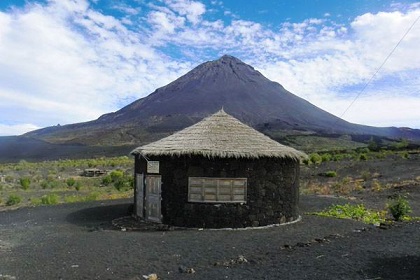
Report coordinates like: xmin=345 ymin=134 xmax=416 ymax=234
xmin=1 ymin=196 xmax=419 ymax=280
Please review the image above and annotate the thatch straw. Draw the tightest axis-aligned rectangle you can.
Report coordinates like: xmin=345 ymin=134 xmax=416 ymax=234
xmin=131 ymin=109 xmax=307 ymax=160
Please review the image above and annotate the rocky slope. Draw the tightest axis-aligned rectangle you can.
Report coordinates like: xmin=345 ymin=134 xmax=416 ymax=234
xmin=1 ymin=55 xmax=419 ymax=161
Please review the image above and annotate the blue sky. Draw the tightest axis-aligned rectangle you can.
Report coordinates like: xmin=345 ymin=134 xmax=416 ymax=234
xmin=0 ymin=0 xmax=419 ymax=136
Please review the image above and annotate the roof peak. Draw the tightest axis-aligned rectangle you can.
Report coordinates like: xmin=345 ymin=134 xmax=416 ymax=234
xmin=131 ymin=110 xmax=307 ymax=160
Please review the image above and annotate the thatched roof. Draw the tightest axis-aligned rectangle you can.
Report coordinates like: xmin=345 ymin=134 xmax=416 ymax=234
xmin=131 ymin=109 xmax=306 ymax=160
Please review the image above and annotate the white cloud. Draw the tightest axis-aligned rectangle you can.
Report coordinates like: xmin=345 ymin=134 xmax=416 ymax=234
xmin=0 ymin=0 xmax=419 ymax=136
xmin=147 ymin=10 xmax=185 ymax=35
xmin=317 ymin=94 xmax=420 ymax=128
xmin=0 ymin=0 xmax=192 ymax=135
xmin=164 ymin=0 xmax=206 ymax=25
xmin=0 ymin=123 xmax=41 ymax=136
xmin=251 ymin=9 xmax=420 ymax=128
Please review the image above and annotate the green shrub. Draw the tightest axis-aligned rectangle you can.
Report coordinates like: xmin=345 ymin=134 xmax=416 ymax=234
xmin=40 ymin=179 xmax=60 ymax=189
xmin=74 ymin=181 xmax=82 ymax=191
xmin=66 ymin=177 xmax=76 ymax=187
xmin=358 ymin=147 xmax=370 ymax=154
xmin=114 ymin=176 xmax=133 ymax=191
xmin=359 ymin=153 xmax=368 ymax=161
xmin=20 ymin=177 xmax=31 ymax=190
xmin=101 ymin=175 xmax=112 ymax=186
xmin=6 ymin=194 xmax=22 ymax=206
xmin=309 ymin=153 xmax=322 ymax=164
xmin=388 ymin=195 xmax=412 ymax=221
xmin=325 ymin=171 xmax=337 ymax=177
xmin=321 ymin=153 xmax=332 ymax=162
xmin=393 ymin=139 xmax=409 ymax=150
xmin=110 ymin=170 xmax=124 ymax=181
xmin=41 ymin=194 xmax=59 ymax=205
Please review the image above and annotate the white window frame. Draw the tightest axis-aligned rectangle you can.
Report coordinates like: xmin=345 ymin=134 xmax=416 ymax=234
xmin=188 ymin=177 xmax=247 ymax=203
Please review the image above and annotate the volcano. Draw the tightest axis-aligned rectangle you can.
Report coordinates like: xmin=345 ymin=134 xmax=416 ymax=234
xmin=2 ymin=55 xmax=419 ymax=161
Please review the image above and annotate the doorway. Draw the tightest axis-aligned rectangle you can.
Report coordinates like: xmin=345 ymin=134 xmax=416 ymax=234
xmin=136 ymin=174 xmax=162 ymax=223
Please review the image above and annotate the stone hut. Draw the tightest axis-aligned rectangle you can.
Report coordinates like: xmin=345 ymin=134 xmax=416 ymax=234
xmin=130 ymin=110 xmax=306 ymax=228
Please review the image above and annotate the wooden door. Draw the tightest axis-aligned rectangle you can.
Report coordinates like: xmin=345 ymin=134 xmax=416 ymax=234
xmin=145 ymin=175 xmax=162 ymax=223
xmin=135 ymin=173 xmax=144 ymax=218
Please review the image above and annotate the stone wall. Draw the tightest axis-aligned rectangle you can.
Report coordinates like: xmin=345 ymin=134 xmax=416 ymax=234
xmin=135 ymin=155 xmax=300 ymax=228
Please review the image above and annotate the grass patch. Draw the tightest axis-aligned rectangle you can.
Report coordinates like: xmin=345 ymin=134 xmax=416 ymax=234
xmin=41 ymin=194 xmax=60 ymax=205
xmin=309 ymin=204 xmax=387 ymax=225
xmin=6 ymin=194 xmax=22 ymax=206
xmin=30 ymin=197 xmax=43 ymax=206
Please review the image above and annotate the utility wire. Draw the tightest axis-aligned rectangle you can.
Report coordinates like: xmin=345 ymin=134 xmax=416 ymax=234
xmin=338 ymin=14 xmax=420 ymax=120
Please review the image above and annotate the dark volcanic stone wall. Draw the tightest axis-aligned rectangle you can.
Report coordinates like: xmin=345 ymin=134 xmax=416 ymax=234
xmin=135 ymin=155 xmax=300 ymax=228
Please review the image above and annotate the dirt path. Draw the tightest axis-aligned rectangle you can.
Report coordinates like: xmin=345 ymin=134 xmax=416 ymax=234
xmin=1 ymin=197 xmax=419 ymax=280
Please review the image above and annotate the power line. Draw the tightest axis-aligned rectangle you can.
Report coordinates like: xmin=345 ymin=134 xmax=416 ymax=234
xmin=338 ymin=14 xmax=420 ymax=120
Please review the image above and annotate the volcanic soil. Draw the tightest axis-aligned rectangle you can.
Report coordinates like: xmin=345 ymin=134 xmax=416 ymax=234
xmin=0 ymin=153 xmax=419 ymax=280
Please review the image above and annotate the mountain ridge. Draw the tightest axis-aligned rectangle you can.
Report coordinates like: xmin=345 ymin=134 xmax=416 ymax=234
xmin=2 ymin=54 xmax=419 ymax=161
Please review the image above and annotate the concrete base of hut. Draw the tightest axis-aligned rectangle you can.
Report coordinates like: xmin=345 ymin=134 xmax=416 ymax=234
xmin=135 ymin=155 xmax=300 ymax=229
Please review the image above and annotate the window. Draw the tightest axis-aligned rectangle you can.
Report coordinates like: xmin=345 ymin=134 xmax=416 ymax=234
xmin=188 ymin=177 xmax=247 ymax=203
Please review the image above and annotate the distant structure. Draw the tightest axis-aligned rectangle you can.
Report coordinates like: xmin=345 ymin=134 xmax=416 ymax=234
xmin=82 ymin=168 xmax=107 ymax=177
xmin=131 ymin=110 xmax=306 ymax=228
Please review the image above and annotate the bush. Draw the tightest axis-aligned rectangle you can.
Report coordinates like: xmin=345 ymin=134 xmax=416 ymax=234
xmin=388 ymin=195 xmax=412 ymax=221
xmin=309 ymin=153 xmax=322 ymax=164
xmin=325 ymin=171 xmax=337 ymax=177
xmin=110 ymin=170 xmax=124 ymax=181
xmin=40 ymin=179 xmax=60 ymax=189
xmin=101 ymin=170 xmax=134 ymax=191
xmin=41 ymin=194 xmax=59 ymax=205
xmin=20 ymin=177 xmax=31 ymax=190
xmin=66 ymin=177 xmax=76 ymax=187
xmin=6 ymin=194 xmax=22 ymax=206
xmin=359 ymin=153 xmax=368 ymax=161
xmin=332 ymin=154 xmax=344 ymax=161
xmin=358 ymin=147 xmax=370 ymax=154
xmin=393 ymin=139 xmax=409 ymax=150
xmin=74 ymin=181 xmax=82 ymax=191
xmin=101 ymin=175 xmax=112 ymax=186
xmin=321 ymin=153 xmax=332 ymax=162
xmin=114 ymin=176 xmax=133 ymax=191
